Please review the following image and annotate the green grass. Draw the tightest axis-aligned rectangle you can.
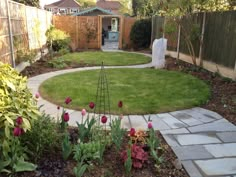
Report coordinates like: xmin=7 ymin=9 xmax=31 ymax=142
xmin=39 ymin=68 xmax=210 ymax=115
xmin=57 ymin=51 xmax=151 ymax=66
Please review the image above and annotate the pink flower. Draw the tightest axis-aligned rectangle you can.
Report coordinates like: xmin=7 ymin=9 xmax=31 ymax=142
xmin=13 ymin=127 xmax=23 ymax=136
xmin=119 ymin=114 xmax=123 ymax=119
xmin=129 ymin=128 xmax=136 ymax=136
xmin=148 ymin=121 xmax=153 ymax=129
xmin=101 ymin=115 xmax=107 ymax=124
xmin=16 ymin=116 xmax=23 ymax=125
xmin=63 ymin=112 xmax=70 ymax=122
xmin=35 ymin=92 xmax=40 ymax=99
xmin=65 ymin=97 xmax=72 ymax=104
xmin=81 ymin=109 xmax=86 ymax=116
xmin=118 ymin=101 xmax=123 ymax=108
xmin=89 ymin=102 xmax=95 ymax=109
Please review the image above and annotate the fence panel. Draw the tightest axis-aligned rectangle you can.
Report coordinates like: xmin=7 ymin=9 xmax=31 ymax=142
xmin=0 ymin=0 xmax=52 ymax=65
xmin=151 ymin=16 xmax=164 ymax=43
xmin=202 ymin=11 xmax=236 ymax=68
xmin=122 ymin=17 xmax=136 ymax=49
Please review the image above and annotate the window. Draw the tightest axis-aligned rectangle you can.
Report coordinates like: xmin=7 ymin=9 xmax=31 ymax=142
xmin=71 ymin=8 xmax=78 ymax=13
xmin=59 ymin=8 xmax=66 ymax=14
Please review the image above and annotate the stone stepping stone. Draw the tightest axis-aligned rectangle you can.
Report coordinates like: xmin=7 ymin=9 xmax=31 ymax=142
xmin=204 ymin=143 xmax=236 ymax=157
xmin=216 ymin=132 xmax=236 ymax=143
xmin=188 ymin=120 xmax=236 ymax=133
xmin=195 ymin=158 xmax=236 ymax=176
xmin=175 ymin=134 xmax=221 ymax=146
xmin=172 ymin=145 xmax=213 ymax=160
xmin=159 ymin=113 xmax=188 ymax=129
xmin=129 ymin=115 xmax=147 ymax=130
xmin=170 ymin=111 xmax=203 ymax=126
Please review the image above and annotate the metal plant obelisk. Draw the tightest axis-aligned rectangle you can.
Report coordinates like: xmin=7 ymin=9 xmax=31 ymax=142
xmin=94 ymin=62 xmax=111 ymax=124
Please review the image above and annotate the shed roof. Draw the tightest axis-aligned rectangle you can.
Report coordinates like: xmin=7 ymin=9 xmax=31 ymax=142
xmin=73 ymin=6 xmax=114 ymax=16
xmin=96 ymin=0 xmax=121 ymax=10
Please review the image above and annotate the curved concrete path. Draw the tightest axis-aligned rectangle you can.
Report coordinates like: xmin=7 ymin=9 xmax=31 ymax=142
xmin=27 ymin=62 xmax=236 ymax=177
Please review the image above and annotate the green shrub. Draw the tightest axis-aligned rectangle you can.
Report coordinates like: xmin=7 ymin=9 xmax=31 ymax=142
xmin=47 ymin=58 xmax=68 ymax=69
xmin=130 ymin=18 xmax=152 ymax=49
xmin=0 ymin=62 xmax=40 ymax=174
xmin=16 ymin=49 xmax=37 ymax=64
xmin=20 ymin=112 xmax=62 ymax=162
xmin=46 ymin=26 xmax=71 ymax=52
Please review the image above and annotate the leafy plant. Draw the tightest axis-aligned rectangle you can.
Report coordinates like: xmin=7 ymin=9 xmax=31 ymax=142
xmin=46 ymin=26 xmax=70 ymax=53
xmin=16 ymin=49 xmax=37 ymax=64
xmin=76 ymin=117 xmax=96 ymax=143
xmin=121 ymin=144 xmax=148 ymax=169
xmin=62 ymin=133 xmax=72 ymax=160
xmin=110 ymin=118 xmax=126 ymax=152
xmin=47 ymin=58 xmax=68 ymax=69
xmin=130 ymin=18 xmax=152 ymax=49
xmin=0 ymin=62 xmax=40 ymax=174
xmin=146 ymin=126 xmax=162 ymax=164
xmin=20 ymin=112 xmax=62 ymax=162
xmin=128 ymin=129 xmax=147 ymax=145
xmin=124 ymin=141 xmax=132 ymax=175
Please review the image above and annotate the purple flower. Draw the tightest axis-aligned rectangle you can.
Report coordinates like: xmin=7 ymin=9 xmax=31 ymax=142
xmin=16 ymin=116 xmax=23 ymax=125
xmin=101 ymin=115 xmax=107 ymax=124
xmin=89 ymin=102 xmax=95 ymax=109
xmin=65 ymin=97 xmax=72 ymax=104
xmin=13 ymin=127 xmax=23 ymax=136
xmin=63 ymin=112 xmax=70 ymax=122
xmin=118 ymin=101 xmax=123 ymax=108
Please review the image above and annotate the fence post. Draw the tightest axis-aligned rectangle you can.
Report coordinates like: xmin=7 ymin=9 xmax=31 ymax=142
xmin=199 ymin=12 xmax=206 ymax=66
xmin=6 ymin=0 xmax=15 ymax=68
xmin=176 ymin=24 xmax=181 ymax=60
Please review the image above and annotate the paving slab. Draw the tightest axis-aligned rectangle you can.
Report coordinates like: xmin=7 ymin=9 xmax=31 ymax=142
xmin=170 ymin=111 xmax=203 ymax=126
xmin=188 ymin=120 xmax=236 ymax=133
xmin=204 ymin=143 xmax=236 ymax=157
xmin=175 ymin=134 xmax=221 ymax=145
xmin=195 ymin=158 xmax=236 ymax=176
xmin=182 ymin=161 xmax=204 ymax=177
xmin=191 ymin=107 xmax=223 ymax=120
xmin=129 ymin=115 xmax=147 ymax=130
xmin=144 ymin=115 xmax=170 ymax=130
xmin=172 ymin=145 xmax=213 ymax=160
xmin=162 ymin=134 xmax=180 ymax=147
xmin=160 ymin=128 xmax=189 ymax=135
xmin=216 ymin=132 xmax=236 ymax=143
xmin=182 ymin=108 xmax=217 ymax=122
xmin=159 ymin=113 xmax=188 ymax=129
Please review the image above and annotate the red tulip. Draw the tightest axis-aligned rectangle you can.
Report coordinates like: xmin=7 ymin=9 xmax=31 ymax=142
xmin=129 ymin=128 xmax=136 ymax=136
xmin=101 ymin=115 xmax=107 ymax=124
xmin=16 ymin=117 xmax=23 ymax=125
xmin=118 ymin=101 xmax=123 ymax=108
xmin=57 ymin=106 xmax=60 ymax=110
xmin=63 ymin=112 xmax=70 ymax=122
xmin=13 ymin=127 xmax=23 ymax=136
xmin=65 ymin=97 xmax=72 ymax=104
xmin=148 ymin=121 xmax=153 ymax=129
xmin=89 ymin=102 xmax=95 ymax=109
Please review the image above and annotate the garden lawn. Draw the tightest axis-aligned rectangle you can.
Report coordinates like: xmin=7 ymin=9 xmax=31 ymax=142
xmin=57 ymin=51 xmax=151 ymax=66
xmin=39 ymin=68 xmax=210 ymax=115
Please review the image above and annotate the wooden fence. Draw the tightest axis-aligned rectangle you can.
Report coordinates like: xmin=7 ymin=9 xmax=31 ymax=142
xmin=53 ymin=16 xmax=100 ymax=50
xmin=53 ymin=16 xmax=136 ymax=50
xmin=152 ymin=12 xmax=236 ymax=79
xmin=0 ymin=0 xmax=52 ymax=66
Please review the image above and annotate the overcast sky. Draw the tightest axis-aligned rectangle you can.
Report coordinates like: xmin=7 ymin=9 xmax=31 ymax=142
xmin=40 ymin=0 xmax=59 ymax=8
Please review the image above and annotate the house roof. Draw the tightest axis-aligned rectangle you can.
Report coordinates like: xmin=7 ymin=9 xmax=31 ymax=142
xmin=45 ymin=0 xmax=81 ymax=8
xmin=96 ymin=0 xmax=121 ymax=10
xmin=73 ymin=6 xmax=114 ymax=16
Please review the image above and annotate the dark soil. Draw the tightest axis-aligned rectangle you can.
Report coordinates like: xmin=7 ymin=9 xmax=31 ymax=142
xmin=11 ymin=131 xmax=188 ymax=177
xmin=165 ymin=58 xmax=236 ymax=125
xmin=21 ymin=53 xmax=236 ymax=125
